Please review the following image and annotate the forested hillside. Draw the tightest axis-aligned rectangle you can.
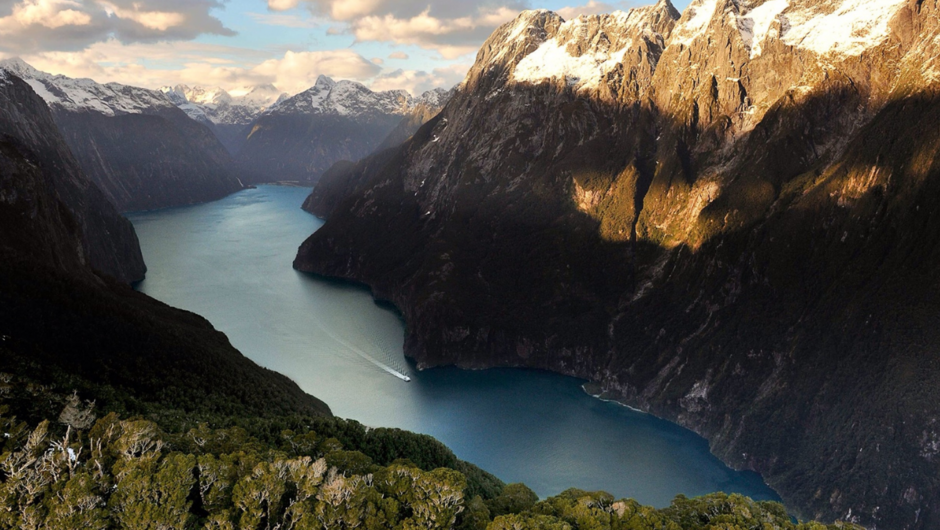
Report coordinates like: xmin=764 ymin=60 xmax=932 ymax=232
xmin=0 ymin=370 xmax=856 ymax=530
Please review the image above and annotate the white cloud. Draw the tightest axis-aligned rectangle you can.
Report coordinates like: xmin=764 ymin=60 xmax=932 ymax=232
xmin=351 ymin=6 xmax=519 ymax=59
xmin=246 ymin=12 xmax=320 ymax=28
xmin=0 ymin=0 xmax=91 ymax=31
xmin=556 ymin=0 xmax=623 ymax=19
xmin=98 ymin=1 xmax=185 ymax=31
xmin=371 ymin=63 xmax=469 ymax=94
xmin=252 ymin=49 xmax=382 ymax=94
xmin=371 ymin=57 xmax=383 ymax=64
xmin=388 ymin=51 xmax=408 ymax=59
xmin=278 ymin=0 xmax=525 ymax=59
xmin=0 ymin=0 xmax=234 ymax=53
xmin=267 ymin=0 xmax=300 ymax=10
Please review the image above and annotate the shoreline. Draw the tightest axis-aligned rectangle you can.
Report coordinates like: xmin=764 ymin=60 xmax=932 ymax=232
xmin=581 ymin=382 xmax=648 ymax=414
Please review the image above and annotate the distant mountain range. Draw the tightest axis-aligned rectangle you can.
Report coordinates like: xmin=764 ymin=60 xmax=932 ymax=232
xmin=160 ymin=83 xmax=288 ymax=154
xmin=0 ymin=58 xmax=244 ymax=212
xmin=296 ymin=0 xmax=940 ymax=528
xmin=0 ymin=59 xmax=454 ymax=208
xmin=234 ymin=76 xmax=453 ymax=184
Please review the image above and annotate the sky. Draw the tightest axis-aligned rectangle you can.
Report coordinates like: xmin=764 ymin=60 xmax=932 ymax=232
xmin=0 ymin=0 xmax=692 ymax=96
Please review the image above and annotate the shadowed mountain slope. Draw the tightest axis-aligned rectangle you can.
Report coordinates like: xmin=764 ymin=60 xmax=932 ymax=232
xmin=0 ymin=71 xmax=330 ymax=420
xmin=296 ymin=0 xmax=940 ymax=527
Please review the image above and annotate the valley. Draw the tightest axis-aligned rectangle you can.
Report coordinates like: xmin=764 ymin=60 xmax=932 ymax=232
xmin=1 ymin=0 xmax=938 ymax=526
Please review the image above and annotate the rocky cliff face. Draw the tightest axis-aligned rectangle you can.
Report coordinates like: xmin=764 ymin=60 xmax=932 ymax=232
xmin=302 ymin=87 xmax=455 ymax=217
xmin=0 ymin=70 xmax=330 ymax=419
xmin=295 ymin=0 xmax=940 ymax=527
xmin=0 ymin=59 xmax=244 ymax=212
xmin=0 ymin=71 xmax=145 ymax=283
xmin=237 ymin=76 xmax=453 ymax=184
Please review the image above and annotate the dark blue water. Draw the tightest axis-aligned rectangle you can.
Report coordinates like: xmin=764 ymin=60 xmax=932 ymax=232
xmin=129 ymin=185 xmax=779 ymax=507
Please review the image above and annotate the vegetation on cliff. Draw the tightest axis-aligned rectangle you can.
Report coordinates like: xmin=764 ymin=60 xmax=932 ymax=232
xmin=0 ymin=371 xmax=857 ymax=530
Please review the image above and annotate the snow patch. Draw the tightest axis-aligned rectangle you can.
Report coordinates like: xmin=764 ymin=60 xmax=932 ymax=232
xmin=513 ymin=38 xmax=628 ymax=89
xmin=780 ymin=0 xmax=908 ymax=56
xmin=24 ymin=78 xmax=58 ymax=103
xmin=737 ymin=0 xmax=790 ymax=58
xmin=0 ymin=59 xmax=173 ymax=116
xmin=672 ymin=0 xmax=721 ymax=46
xmin=506 ymin=11 xmax=549 ymax=42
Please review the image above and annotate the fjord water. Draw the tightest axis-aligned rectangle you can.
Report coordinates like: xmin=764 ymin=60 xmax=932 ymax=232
xmin=129 ymin=185 xmax=778 ymax=507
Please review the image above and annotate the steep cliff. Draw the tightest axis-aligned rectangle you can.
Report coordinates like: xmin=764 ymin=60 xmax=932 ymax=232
xmin=296 ymin=0 xmax=940 ymax=527
xmin=0 ymin=71 xmax=145 ymax=283
xmin=301 ymin=87 xmax=455 ymax=218
xmin=0 ymin=59 xmax=244 ymax=212
xmin=0 ymin=70 xmax=330 ymax=419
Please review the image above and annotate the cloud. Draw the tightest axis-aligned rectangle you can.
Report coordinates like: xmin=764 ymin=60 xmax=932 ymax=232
xmin=0 ymin=0 xmax=234 ymax=53
xmin=388 ymin=51 xmax=408 ymax=59
xmin=252 ymin=50 xmax=382 ymax=94
xmin=350 ymin=6 xmax=519 ymax=59
xmin=16 ymin=41 xmax=384 ymax=95
xmin=267 ymin=0 xmax=300 ymax=10
xmin=556 ymin=0 xmax=630 ymax=19
xmin=246 ymin=12 xmax=320 ymax=28
xmin=276 ymin=0 xmax=525 ymax=59
xmin=371 ymin=57 xmax=383 ymax=64
xmin=370 ymin=63 xmax=469 ymax=94
xmin=0 ymin=0 xmax=91 ymax=30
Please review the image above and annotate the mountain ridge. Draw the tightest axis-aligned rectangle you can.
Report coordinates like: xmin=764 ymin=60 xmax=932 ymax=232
xmin=0 ymin=59 xmax=245 ymax=212
xmin=236 ymin=75 xmax=454 ymax=184
xmin=295 ymin=0 xmax=940 ymax=528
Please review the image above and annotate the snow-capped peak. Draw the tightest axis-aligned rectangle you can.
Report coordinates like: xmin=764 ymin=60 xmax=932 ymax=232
xmin=230 ymin=84 xmax=286 ymax=108
xmin=670 ymin=0 xmax=721 ymax=46
xmin=268 ymin=75 xmax=447 ymax=118
xmin=669 ymin=0 xmax=910 ymax=58
xmin=775 ymin=0 xmax=909 ymax=57
xmin=509 ymin=5 xmax=678 ymax=92
xmin=0 ymin=58 xmax=173 ymax=116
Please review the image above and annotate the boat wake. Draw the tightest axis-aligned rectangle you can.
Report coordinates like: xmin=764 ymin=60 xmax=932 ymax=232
xmin=314 ymin=310 xmax=411 ymax=382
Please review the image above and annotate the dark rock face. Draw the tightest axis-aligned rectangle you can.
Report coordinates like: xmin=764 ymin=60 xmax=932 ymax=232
xmin=302 ymin=88 xmax=454 ymax=218
xmin=296 ymin=1 xmax=940 ymax=528
xmin=373 ymin=88 xmax=455 ymax=153
xmin=53 ymin=107 xmax=245 ymax=212
xmin=0 ymin=71 xmax=330 ymax=419
xmin=0 ymin=59 xmax=244 ymax=212
xmin=0 ymin=72 xmax=145 ymax=283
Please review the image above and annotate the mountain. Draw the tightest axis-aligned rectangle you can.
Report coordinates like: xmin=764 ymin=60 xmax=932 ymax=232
xmin=0 ymin=68 xmax=855 ymax=530
xmin=235 ymin=76 xmax=452 ymax=184
xmin=374 ymin=87 xmax=455 ymax=152
xmin=0 ymin=59 xmax=244 ymax=212
xmin=295 ymin=0 xmax=940 ymax=528
xmin=0 ymin=69 xmax=329 ymax=421
xmin=0 ymin=69 xmax=145 ymax=283
xmin=302 ymin=86 xmax=455 ymax=217
xmin=160 ymin=83 xmax=288 ymax=154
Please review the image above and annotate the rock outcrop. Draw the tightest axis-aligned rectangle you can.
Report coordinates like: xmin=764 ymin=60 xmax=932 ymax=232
xmin=296 ymin=0 xmax=940 ymax=527
xmin=0 ymin=59 xmax=244 ymax=212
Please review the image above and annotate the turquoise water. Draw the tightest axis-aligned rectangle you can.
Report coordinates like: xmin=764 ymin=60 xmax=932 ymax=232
xmin=129 ymin=185 xmax=779 ymax=507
